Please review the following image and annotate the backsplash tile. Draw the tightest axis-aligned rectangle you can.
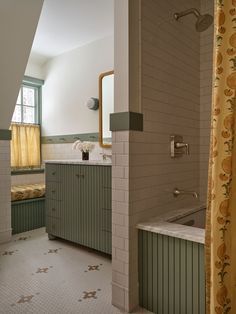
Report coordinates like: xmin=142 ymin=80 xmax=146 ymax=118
xmin=41 ymin=142 xmax=111 ymax=162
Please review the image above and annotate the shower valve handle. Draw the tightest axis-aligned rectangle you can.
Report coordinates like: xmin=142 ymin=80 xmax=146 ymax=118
xmin=175 ymin=142 xmax=189 ymax=155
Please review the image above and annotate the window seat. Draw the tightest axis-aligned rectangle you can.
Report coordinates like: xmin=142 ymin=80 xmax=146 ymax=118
xmin=11 ymin=183 xmax=45 ymax=234
xmin=11 ymin=183 xmax=45 ymax=202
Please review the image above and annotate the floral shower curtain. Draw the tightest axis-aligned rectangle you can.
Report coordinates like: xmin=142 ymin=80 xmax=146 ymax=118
xmin=206 ymin=0 xmax=236 ymax=313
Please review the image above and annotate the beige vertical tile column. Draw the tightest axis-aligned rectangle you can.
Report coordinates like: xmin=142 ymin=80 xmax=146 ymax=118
xmin=112 ymin=0 xmax=142 ymax=311
xmin=0 ymin=136 xmax=11 ymax=243
xmin=112 ymin=130 xmax=131 ymax=310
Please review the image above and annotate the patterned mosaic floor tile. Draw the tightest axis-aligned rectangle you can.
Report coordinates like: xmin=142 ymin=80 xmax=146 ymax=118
xmin=0 ymin=228 xmax=151 ymax=314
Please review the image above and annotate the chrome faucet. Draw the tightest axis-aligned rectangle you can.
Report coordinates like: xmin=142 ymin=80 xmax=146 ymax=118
xmin=100 ymin=153 xmax=112 ymax=161
xmin=173 ymin=188 xmax=199 ymax=199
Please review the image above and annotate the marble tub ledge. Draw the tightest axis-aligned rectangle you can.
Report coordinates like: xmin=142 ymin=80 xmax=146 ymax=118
xmin=137 ymin=204 xmax=206 ymax=244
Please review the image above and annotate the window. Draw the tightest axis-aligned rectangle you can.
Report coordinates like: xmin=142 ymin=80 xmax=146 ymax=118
xmin=12 ymin=79 xmax=40 ymax=124
xmin=11 ymin=76 xmax=44 ymax=170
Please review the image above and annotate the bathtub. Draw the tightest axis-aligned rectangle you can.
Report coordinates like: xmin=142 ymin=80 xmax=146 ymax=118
xmin=168 ymin=206 xmax=206 ymax=229
xmin=137 ymin=204 xmax=206 ymax=314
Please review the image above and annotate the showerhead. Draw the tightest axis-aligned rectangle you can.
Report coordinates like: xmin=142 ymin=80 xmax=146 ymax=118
xmin=195 ymin=14 xmax=214 ymax=32
xmin=174 ymin=8 xmax=213 ymax=32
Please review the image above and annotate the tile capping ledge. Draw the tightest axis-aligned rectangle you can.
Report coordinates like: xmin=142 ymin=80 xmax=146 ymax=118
xmin=0 ymin=129 xmax=12 ymax=141
xmin=110 ymin=111 xmax=143 ymax=131
xmin=137 ymin=204 xmax=206 ymax=244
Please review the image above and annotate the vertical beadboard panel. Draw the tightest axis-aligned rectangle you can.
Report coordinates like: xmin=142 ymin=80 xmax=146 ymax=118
xmin=138 ymin=230 xmax=205 ymax=314
xmin=12 ymin=198 xmax=45 ymax=234
xmin=157 ymin=233 xmax=163 ymax=314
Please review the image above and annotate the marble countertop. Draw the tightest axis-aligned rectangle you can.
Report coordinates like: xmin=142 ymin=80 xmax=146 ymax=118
xmin=44 ymin=159 xmax=112 ymax=166
xmin=137 ymin=204 xmax=206 ymax=244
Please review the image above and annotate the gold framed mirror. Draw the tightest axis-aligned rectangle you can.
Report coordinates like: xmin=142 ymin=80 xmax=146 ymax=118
xmin=99 ymin=70 xmax=114 ymax=148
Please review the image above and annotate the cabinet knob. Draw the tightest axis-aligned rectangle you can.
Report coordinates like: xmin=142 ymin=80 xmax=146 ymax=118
xmin=52 ymin=171 xmax=56 ymax=175
xmin=51 ymin=190 xmax=56 ymax=193
xmin=52 ymin=208 xmax=56 ymax=212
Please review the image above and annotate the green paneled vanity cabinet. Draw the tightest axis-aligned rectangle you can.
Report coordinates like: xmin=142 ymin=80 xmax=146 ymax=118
xmin=45 ymin=162 xmax=112 ymax=254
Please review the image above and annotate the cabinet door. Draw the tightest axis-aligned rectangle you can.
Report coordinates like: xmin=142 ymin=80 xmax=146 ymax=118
xmin=58 ymin=164 xmax=81 ymax=242
xmin=77 ymin=165 xmax=103 ymax=250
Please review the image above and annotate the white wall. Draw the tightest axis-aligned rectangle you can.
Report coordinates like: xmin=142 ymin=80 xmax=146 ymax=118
xmin=0 ymin=0 xmax=44 ymax=244
xmin=0 ymin=0 xmax=44 ymax=129
xmin=42 ymin=36 xmax=114 ymax=136
xmin=25 ymin=59 xmax=45 ymax=80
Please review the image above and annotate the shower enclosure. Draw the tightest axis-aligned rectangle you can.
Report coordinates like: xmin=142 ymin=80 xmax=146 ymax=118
xmin=137 ymin=0 xmax=214 ymax=313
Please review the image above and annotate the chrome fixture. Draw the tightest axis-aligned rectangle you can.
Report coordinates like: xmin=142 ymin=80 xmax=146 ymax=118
xmin=100 ymin=153 xmax=112 ymax=161
xmin=173 ymin=188 xmax=199 ymax=199
xmin=170 ymin=135 xmax=189 ymax=158
xmin=174 ymin=8 xmax=213 ymax=32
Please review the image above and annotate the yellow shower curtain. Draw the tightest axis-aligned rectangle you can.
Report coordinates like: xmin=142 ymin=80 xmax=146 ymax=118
xmin=206 ymin=0 xmax=236 ymax=313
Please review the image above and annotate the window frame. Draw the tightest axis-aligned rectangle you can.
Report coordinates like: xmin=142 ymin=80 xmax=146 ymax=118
xmin=11 ymin=76 xmax=44 ymax=174
xmin=12 ymin=76 xmax=44 ymax=125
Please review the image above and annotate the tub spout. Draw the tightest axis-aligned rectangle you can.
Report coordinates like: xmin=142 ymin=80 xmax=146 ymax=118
xmin=173 ymin=188 xmax=199 ymax=199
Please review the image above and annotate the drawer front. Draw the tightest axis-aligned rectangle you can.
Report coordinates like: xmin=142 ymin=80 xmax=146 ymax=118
xmin=46 ymin=182 xmax=62 ymax=201
xmin=46 ymin=164 xmax=61 ymax=182
xmin=46 ymin=199 xmax=61 ymax=218
xmin=46 ymin=216 xmax=61 ymax=236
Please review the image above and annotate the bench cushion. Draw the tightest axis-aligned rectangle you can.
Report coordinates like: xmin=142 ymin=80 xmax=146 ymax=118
xmin=11 ymin=183 xmax=45 ymax=202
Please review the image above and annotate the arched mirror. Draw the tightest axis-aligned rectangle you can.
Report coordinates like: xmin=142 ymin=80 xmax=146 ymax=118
xmin=99 ymin=70 xmax=114 ymax=148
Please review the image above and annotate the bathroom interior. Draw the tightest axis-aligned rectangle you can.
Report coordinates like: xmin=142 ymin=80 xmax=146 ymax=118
xmin=0 ymin=0 xmax=222 ymax=313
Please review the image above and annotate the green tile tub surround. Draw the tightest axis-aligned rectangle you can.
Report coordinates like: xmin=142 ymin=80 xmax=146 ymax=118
xmin=41 ymin=132 xmax=99 ymax=144
xmin=138 ymin=230 xmax=205 ymax=314
xmin=110 ymin=111 xmax=143 ymax=131
xmin=0 ymin=129 xmax=12 ymax=140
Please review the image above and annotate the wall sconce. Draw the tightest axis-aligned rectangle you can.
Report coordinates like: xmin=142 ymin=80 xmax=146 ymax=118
xmin=86 ymin=97 xmax=99 ymax=110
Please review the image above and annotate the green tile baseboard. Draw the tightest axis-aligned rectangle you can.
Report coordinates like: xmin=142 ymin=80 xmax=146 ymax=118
xmin=110 ymin=111 xmax=143 ymax=131
xmin=41 ymin=132 xmax=99 ymax=144
xmin=0 ymin=129 xmax=12 ymax=140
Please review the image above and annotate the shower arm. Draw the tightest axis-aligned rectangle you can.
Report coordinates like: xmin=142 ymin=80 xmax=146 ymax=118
xmin=174 ymin=8 xmax=200 ymax=21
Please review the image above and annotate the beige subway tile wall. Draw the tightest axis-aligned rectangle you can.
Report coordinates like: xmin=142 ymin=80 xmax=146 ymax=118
xmin=140 ymin=0 xmax=200 ymax=214
xmin=200 ymin=0 xmax=214 ymax=202
xmin=111 ymin=130 xmax=130 ymax=310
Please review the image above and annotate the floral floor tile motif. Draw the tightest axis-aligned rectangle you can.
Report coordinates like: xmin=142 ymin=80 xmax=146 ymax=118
xmin=78 ymin=289 xmax=102 ymax=302
xmin=35 ymin=266 xmax=53 ymax=274
xmin=17 ymin=295 xmax=34 ymax=304
xmin=84 ymin=264 xmax=102 ymax=272
xmin=1 ymin=249 xmax=18 ymax=256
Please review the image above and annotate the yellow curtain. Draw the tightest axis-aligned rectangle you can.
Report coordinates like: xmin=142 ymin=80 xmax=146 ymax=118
xmin=206 ymin=1 xmax=236 ymax=313
xmin=10 ymin=123 xmax=41 ymax=168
